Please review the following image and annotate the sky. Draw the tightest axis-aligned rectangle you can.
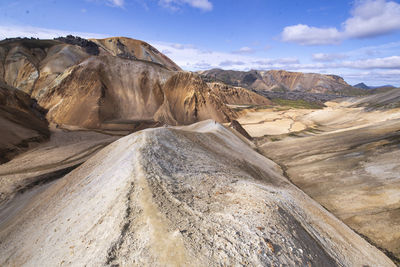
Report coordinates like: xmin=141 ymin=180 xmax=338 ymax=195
xmin=1 ymin=0 xmax=400 ymax=86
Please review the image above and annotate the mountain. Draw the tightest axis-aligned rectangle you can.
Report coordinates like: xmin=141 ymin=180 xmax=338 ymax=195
xmin=0 ymin=37 xmax=270 ymax=130
xmin=207 ymin=82 xmax=271 ymax=105
xmin=0 ymin=121 xmax=393 ymax=266
xmin=91 ymin=37 xmax=181 ymax=71
xmin=0 ymin=81 xmax=49 ymax=163
xmin=354 ymin=82 xmax=396 ymax=91
xmin=354 ymin=82 xmax=370 ymax=89
xmin=199 ymin=69 xmax=368 ymax=96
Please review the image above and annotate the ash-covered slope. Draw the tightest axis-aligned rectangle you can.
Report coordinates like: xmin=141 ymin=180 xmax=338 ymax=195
xmin=0 ymin=121 xmax=394 ymax=266
xmin=0 ymin=81 xmax=49 ymax=163
xmin=200 ymin=69 xmax=367 ymax=96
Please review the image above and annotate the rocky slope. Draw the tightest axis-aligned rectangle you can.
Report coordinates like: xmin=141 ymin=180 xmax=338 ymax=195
xmin=347 ymin=87 xmax=400 ymax=110
xmin=241 ymin=91 xmax=400 ymax=263
xmin=259 ymin=118 xmax=400 ymax=264
xmin=91 ymin=37 xmax=181 ymax=71
xmin=200 ymin=69 xmax=367 ymax=96
xmin=0 ymin=81 xmax=49 ymax=163
xmin=0 ymin=37 xmax=273 ymax=130
xmin=0 ymin=121 xmax=394 ymax=266
xmin=207 ymin=82 xmax=271 ymax=105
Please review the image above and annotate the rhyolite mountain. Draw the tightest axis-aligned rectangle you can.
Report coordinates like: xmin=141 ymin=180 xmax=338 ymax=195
xmin=353 ymin=82 xmax=370 ymax=90
xmin=0 ymin=36 xmax=268 ymax=130
xmin=199 ymin=68 xmax=368 ymax=96
xmin=0 ymin=36 xmax=399 ymax=266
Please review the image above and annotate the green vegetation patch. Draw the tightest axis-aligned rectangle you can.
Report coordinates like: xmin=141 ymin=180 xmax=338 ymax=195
xmin=272 ymin=98 xmax=324 ymax=109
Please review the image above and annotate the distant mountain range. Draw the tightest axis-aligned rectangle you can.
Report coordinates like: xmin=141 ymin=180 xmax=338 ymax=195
xmin=354 ymin=82 xmax=395 ymax=90
xmin=199 ymin=68 xmax=368 ymax=96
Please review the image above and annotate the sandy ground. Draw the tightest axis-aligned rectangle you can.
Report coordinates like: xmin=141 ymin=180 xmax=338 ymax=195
xmin=237 ymin=102 xmax=400 ymax=138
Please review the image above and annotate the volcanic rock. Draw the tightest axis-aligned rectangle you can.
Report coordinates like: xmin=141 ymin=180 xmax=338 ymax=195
xmin=199 ymin=69 xmax=367 ymax=96
xmin=0 ymin=81 xmax=49 ymax=163
xmin=0 ymin=121 xmax=394 ymax=266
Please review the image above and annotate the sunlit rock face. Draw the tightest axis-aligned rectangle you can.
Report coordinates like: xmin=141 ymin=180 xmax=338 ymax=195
xmin=1 ymin=38 xmax=277 ymax=130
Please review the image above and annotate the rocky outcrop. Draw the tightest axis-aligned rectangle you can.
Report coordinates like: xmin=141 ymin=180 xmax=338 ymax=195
xmin=0 ymin=81 xmax=49 ymax=163
xmin=55 ymin=35 xmax=100 ymax=56
xmin=229 ymin=120 xmax=252 ymax=140
xmin=0 ymin=120 xmax=394 ymax=266
xmin=208 ymin=82 xmax=271 ymax=105
xmin=200 ymin=69 xmax=367 ymax=96
xmin=155 ymin=72 xmax=236 ymax=125
xmin=92 ymin=37 xmax=181 ymax=71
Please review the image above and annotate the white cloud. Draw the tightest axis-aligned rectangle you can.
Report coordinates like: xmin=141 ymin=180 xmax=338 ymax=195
xmin=107 ymin=0 xmax=125 ymax=7
xmin=0 ymin=25 xmax=107 ymax=40
xmin=341 ymin=70 xmax=400 ymax=85
xmin=282 ymin=24 xmax=342 ymax=45
xmin=232 ymin=46 xmax=254 ymax=54
xmin=282 ymin=0 xmax=400 ymax=45
xmin=159 ymin=0 xmax=213 ymax=11
xmin=312 ymin=53 xmax=347 ymax=62
xmin=219 ymin=60 xmax=245 ymax=67
xmin=253 ymin=58 xmax=299 ymax=65
xmin=339 ymin=56 xmax=400 ymax=69
xmin=344 ymin=0 xmax=400 ymax=38
xmin=152 ymin=41 xmax=302 ymax=70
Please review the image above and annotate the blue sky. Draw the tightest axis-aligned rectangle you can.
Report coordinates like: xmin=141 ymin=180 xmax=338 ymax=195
xmin=1 ymin=0 xmax=400 ymax=86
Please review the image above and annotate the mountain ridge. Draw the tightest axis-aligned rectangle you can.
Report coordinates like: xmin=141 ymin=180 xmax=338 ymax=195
xmin=199 ymin=68 xmax=368 ymax=96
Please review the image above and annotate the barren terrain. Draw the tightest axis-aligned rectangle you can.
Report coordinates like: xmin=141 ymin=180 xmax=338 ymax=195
xmin=236 ymin=89 xmax=400 ymax=263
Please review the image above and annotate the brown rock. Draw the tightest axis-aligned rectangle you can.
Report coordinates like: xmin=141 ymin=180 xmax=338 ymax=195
xmin=229 ymin=120 xmax=252 ymax=140
xmin=0 ymin=81 xmax=49 ymax=163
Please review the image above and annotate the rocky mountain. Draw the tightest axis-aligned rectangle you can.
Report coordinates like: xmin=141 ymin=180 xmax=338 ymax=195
xmin=0 ymin=81 xmax=49 ymax=163
xmin=207 ymin=82 xmax=271 ymax=106
xmin=0 ymin=37 xmax=271 ymax=130
xmin=354 ymin=82 xmax=397 ymax=94
xmin=0 ymin=35 xmax=398 ymax=266
xmin=91 ymin=37 xmax=181 ymax=71
xmin=199 ymin=69 xmax=368 ymax=96
xmin=353 ymin=82 xmax=370 ymax=90
xmin=0 ymin=120 xmax=394 ymax=266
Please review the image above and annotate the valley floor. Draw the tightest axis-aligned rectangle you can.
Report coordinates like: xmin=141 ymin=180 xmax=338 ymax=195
xmin=236 ymin=100 xmax=400 ymax=264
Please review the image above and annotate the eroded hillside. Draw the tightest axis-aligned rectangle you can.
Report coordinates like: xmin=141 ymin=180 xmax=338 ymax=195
xmin=236 ymin=89 xmax=400 ymax=263
xmin=0 ymin=121 xmax=394 ymax=266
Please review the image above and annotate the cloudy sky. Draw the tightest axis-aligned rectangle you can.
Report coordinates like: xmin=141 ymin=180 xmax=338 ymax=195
xmin=1 ymin=0 xmax=400 ymax=86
